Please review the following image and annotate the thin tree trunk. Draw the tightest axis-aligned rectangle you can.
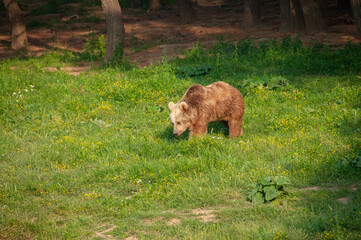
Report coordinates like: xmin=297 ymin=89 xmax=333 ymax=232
xmin=351 ymin=0 xmax=361 ymax=36
xmin=299 ymin=0 xmax=327 ymax=33
xmin=149 ymin=0 xmax=161 ymax=11
xmin=176 ymin=0 xmax=198 ymax=23
xmin=101 ymin=0 xmax=125 ymax=63
xmin=242 ymin=0 xmax=261 ymax=27
xmin=3 ymin=0 xmax=27 ymax=50
xmin=280 ymin=0 xmax=305 ymax=32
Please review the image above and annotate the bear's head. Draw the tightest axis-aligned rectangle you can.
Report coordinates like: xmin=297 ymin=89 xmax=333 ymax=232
xmin=168 ymin=101 xmax=192 ymax=136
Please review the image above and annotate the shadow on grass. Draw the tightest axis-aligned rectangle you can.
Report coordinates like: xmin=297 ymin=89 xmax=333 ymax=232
xmin=159 ymin=122 xmax=230 ymax=142
xmin=291 ymin=183 xmax=361 ymax=238
xmin=208 ymin=121 xmax=229 ymax=136
xmin=158 ymin=125 xmax=189 ymax=142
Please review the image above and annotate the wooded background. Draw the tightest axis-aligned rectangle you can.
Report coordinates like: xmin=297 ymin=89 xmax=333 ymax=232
xmin=1 ymin=0 xmax=361 ymax=62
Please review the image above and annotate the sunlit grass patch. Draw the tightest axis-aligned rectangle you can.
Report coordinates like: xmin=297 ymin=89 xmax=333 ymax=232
xmin=0 ymin=38 xmax=360 ymax=239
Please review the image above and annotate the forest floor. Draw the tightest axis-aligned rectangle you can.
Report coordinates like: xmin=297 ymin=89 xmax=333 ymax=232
xmin=0 ymin=0 xmax=360 ymax=68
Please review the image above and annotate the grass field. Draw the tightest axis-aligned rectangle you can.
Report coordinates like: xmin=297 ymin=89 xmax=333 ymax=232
xmin=1 ymin=37 xmax=361 ymax=239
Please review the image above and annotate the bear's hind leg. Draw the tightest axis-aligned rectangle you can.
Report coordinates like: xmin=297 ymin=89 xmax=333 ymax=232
xmin=228 ymin=120 xmax=243 ymax=138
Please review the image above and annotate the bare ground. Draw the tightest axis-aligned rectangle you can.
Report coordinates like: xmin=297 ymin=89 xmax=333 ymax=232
xmin=0 ymin=0 xmax=360 ymax=68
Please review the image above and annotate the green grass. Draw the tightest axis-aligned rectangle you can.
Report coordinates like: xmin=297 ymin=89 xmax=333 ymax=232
xmin=1 ymin=37 xmax=361 ymax=239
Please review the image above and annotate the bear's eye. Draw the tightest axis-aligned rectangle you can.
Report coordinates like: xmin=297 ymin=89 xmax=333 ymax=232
xmin=177 ymin=121 xmax=181 ymax=125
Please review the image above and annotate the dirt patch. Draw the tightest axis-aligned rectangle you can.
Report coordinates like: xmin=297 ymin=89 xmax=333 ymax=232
xmin=161 ymin=209 xmax=176 ymax=214
xmin=192 ymin=208 xmax=217 ymax=222
xmin=166 ymin=218 xmax=182 ymax=226
xmin=94 ymin=225 xmax=118 ymax=240
xmin=10 ymin=66 xmax=29 ymax=71
xmin=42 ymin=67 xmax=58 ymax=72
xmin=124 ymin=234 xmax=138 ymax=240
xmin=195 ymin=214 xmax=217 ymax=223
xmin=141 ymin=217 xmax=164 ymax=226
xmin=191 ymin=209 xmax=215 ymax=215
xmin=141 ymin=219 xmax=154 ymax=226
xmin=60 ymin=65 xmax=92 ymax=76
xmin=337 ymin=197 xmax=349 ymax=204
xmin=350 ymin=184 xmax=358 ymax=191
xmin=160 ymin=208 xmax=219 ymax=225
xmin=41 ymin=61 xmax=98 ymax=75
xmin=302 ymin=186 xmax=320 ymax=191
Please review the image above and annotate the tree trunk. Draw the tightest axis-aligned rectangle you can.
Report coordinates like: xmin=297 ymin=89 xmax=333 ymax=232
xmin=299 ymin=0 xmax=327 ymax=33
xmin=3 ymin=0 xmax=27 ymax=51
xmin=176 ymin=0 xmax=198 ymax=23
xmin=242 ymin=0 xmax=261 ymax=27
xmin=149 ymin=0 xmax=161 ymax=11
xmin=280 ymin=0 xmax=305 ymax=32
xmin=351 ymin=0 xmax=361 ymax=36
xmin=101 ymin=0 xmax=125 ymax=63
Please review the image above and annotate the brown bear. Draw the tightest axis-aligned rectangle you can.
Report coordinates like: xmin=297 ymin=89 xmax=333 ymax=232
xmin=168 ymin=81 xmax=245 ymax=139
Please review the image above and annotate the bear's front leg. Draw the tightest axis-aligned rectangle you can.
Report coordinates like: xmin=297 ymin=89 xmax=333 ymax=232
xmin=189 ymin=122 xmax=208 ymax=139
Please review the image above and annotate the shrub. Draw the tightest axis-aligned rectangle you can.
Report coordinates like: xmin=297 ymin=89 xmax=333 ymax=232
xmin=247 ymin=176 xmax=290 ymax=204
xmin=80 ymin=34 xmax=105 ymax=61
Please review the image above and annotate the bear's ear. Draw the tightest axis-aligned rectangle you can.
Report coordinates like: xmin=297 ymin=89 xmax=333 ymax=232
xmin=168 ymin=102 xmax=175 ymax=110
xmin=180 ymin=102 xmax=189 ymax=112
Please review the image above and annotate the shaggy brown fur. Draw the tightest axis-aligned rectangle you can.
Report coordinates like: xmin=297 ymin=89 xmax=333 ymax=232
xmin=168 ymin=81 xmax=245 ymax=139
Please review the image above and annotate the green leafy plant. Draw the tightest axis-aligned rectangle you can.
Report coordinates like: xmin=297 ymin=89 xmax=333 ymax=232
xmin=338 ymin=150 xmax=361 ymax=168
xmin=266 ymin=76 xmax=289 ymax=90
xmin=184 ymin=42 xmax=204 ymax=59
xmin=176 ymin=63 xmax=212 ymax=78
xmin=242 ymin=75 xmax=290 ymax=91
xmin=279 ymin=35 xmax=303 ymax=51
xmin=80 ymin=33 xmax=105 ymax=61
xmin=236 ymin=39 xmax=256 ymax=55
xmin=109 ymin=40 xmax=124 ymax=65
xmin=211 ymin=36 xmax=256 ymax=56
xmin=211 ymin=35 xmax=236 ymax=55
xmin=247 ymin=176 xmax=290 ymax=204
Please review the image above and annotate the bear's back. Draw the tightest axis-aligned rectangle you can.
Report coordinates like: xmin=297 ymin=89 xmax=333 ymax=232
xmin=181 ymin=81 xmax=243 ymax=110
xmin=181 ymin=84 xmax=206 ymax=107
